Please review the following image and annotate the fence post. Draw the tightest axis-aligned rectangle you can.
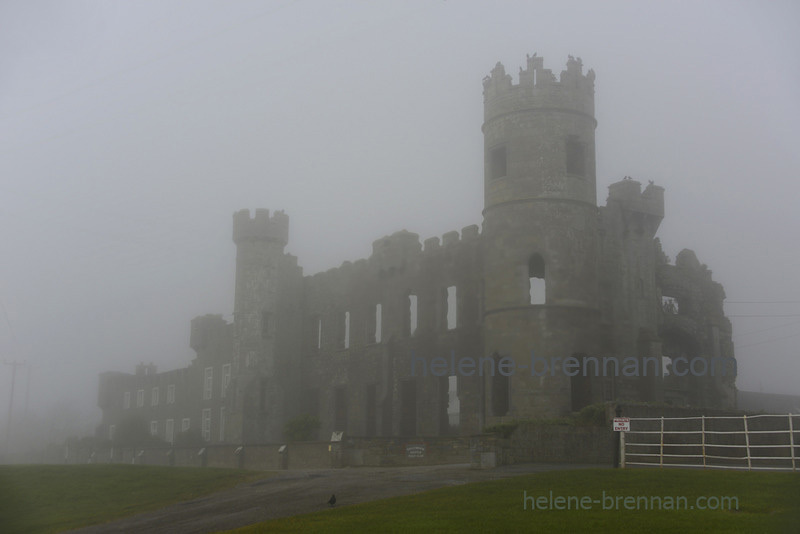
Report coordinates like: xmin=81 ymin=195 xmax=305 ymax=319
xmin=659 ymin=416 xmax=664 ymax=468
xmin=789 ymin=414 xmax=796 ymax=472
xmin=613 ymin=405 xmax=622 ymax=468
xmin=743 ymin=415 xmax=751 ymax=471
xmin=620 ymin=430 xmax=626 ymax=469
xmin=701 ymin=415 xmax=706 ymax=468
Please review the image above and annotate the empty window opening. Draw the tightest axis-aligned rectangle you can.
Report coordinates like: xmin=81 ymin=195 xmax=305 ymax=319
xmin=201 ymin=409 xmax=211 ymax=442
xmin=447 ymin=375 xmax=460 ymax=427
xmin=446 ymin=286 xmax=457 ymax=330
xmin=375 ymin=304 xmax=382 ymax=343
xmin=566 ymin=137 xmax=585 ymax=177
xmin=221 ymin=364 xmax=231 ymax=398
xmin=334 ymin=387 xmax=348 ymax=431
xmin=490 ymin=146 xmax=507 ymax=180
xmin=203 ymin=367 xmax=213 ymax=400
xmin=408 ymin=294 xmax=418 ymax=336
xmin=528 ymin=254 xmax=546 ymax=305
xmin=662 ymin=355 xmax=673 ymax=377
xmin=344 ymin=311 xmax=350 ymax=349
xmin=662 ymin=296 xmax=679 ymax=314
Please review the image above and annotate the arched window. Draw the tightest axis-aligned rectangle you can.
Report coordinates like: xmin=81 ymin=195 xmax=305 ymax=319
xmin=528 ymin=253 xmax=546 ymax=305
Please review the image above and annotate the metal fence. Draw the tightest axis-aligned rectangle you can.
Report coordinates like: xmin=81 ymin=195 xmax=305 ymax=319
xmin=621 ymin=414 xmax=798 ymax=471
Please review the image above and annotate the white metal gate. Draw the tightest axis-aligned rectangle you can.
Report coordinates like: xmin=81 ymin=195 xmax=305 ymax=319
xmin=621 ymin=414 xmax=798 ymax=471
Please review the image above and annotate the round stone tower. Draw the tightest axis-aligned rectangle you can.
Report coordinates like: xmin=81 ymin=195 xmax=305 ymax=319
xmin=481 ymin=54 xmax=600 ymax=419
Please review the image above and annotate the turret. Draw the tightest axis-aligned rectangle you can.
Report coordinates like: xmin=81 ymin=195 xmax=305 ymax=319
xmin=481 ymin=55 xmax=601 ymax=420
xmin=483 ymin=54 xmax=597 ymax=209
xmin=233 ymin=208 xmax=288 ymax=245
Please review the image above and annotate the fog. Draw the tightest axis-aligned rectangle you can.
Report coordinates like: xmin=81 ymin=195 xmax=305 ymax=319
xmin=1 ymin=0 xmax=799 ymax=451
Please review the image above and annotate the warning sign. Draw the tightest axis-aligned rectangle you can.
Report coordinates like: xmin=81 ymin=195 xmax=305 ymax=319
xmin=613 ymin=417 xmax=630 ymax=432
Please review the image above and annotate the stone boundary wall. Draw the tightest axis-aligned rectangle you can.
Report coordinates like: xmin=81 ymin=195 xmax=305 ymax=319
xmin=46 ymin=403 xmax=758 ymax=469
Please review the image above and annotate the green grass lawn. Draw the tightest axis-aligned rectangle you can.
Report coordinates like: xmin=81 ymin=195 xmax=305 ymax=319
xmin=0 ymin=464 xmax=265 ymax=534
xmin=232 ymin=468 xmax=800 ymax=533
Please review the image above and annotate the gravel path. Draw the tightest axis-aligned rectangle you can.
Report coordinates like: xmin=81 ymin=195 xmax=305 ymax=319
xmin=65 ymin=463 xmax=608 ymax=533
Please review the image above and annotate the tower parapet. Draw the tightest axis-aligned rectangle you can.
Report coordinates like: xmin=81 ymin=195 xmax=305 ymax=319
xmin=233 ymin=209 xmax=289 ymax=245
xmin=483 ymin=54 xmax=595 ymax=123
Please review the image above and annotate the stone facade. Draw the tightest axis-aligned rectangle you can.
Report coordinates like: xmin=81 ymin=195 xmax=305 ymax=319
xmin=97 ymin=55 xmax=736 ymax=446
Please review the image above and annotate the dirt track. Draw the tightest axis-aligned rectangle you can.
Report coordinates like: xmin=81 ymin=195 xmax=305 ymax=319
xmin=64 ymin=463 xmax=607 ymax=533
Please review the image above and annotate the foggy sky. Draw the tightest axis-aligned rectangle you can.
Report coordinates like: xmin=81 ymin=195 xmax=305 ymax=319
xmin=1 ymin=0 xmax=799 ymax=440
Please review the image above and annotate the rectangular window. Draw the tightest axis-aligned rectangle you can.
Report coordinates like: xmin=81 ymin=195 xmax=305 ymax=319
xmin=447 ymin=375 xmax=460 ymax=427
xmin=529 ymin=254 xmax=546 ymax=305
xmin=662 ymin=296 xmax=679 ymax=314
xmin=136 ymin=389 xmax=144 ymax=408
xmin=446 ymin=286 xmax=457 ymax=330
xmin=221 ymin=364 xmax=231 ymax=398
xmin=203 ymin=367 xmax=213 ymax=400
xmin=167 ymin=384 xmax=175 ymax=404
xmin=109 ymin=424 xmax=116 ymax=441
xmin=123 ymin=391 xmax=131 ymax=409
xmin=219 ymin=407 xmax=226 ymax=442
xmin=566 ymin=137 xmax=585 ymax=177
xmin=151 ymin=387 xmax=159 ymax=407
xmin=182 ymin=418 xmax=190 ymax=432
xmin=408 ymin=294 xmax=418 ymax=336
xmin=375 ymin=304 xmax=382 ymax=343
xmin=490 ymin=146 xmax=507 ymax=179
xmin=166 ymin=419 xmax=174 ymax=444
xmin=150 ymin=420 xmax=158 ymax=437
xmin=202 ymin=409 xmax=211 ymax=442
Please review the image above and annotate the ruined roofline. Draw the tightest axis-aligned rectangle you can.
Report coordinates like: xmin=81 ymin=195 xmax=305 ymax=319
xmin=303 ymin=224 xmax=482 ymax=280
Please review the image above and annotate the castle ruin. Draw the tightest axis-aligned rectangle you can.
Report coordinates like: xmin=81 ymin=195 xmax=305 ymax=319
xmin=98 ymin=55 xmax=736 ymax=445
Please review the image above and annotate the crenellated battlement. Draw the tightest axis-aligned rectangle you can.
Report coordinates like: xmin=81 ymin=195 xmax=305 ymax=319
xmin=606 ymin=177 xmax=664 ymax=219
xmin=422 ymin=225 xmax=481 ymax=253
xmin=232 ymin=208 xmax=289 ymax=245
xmin=483 ymin=54 xmax=595 ymax=123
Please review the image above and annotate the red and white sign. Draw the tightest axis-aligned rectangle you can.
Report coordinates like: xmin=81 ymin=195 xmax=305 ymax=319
xmin=613 ymin=417 xmax=630 ymax=432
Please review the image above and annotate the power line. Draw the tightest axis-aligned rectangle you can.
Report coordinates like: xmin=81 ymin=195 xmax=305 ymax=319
xmin=736 ymin=331 xmax=800 ymax=350
xmin=727 ymin=300 xmax=800 ymax=304
xmin=728 ymin=314 xmax=800 ymax=318
xmin=734 ymin=320 xmax=800 ymax=338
